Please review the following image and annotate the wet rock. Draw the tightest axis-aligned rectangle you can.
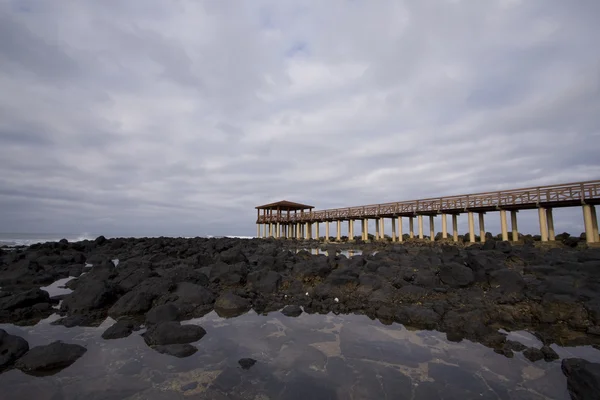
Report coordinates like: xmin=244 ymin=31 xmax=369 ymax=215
xmin=145 ymin=303 xmax=180 ymax=325
xmin=541 ymin=345 xmax=559 ymax=362
xmin=281 ymin=305 xmax=303 ymax=317
xmin=152 ymin=344 xmax=198 ymax=358
xmin=247 ymin=270 xmax=282 ymax=293
xmin=60 ymin=280 xmax=118 ymax=314
xmin=209 ymin=261 xmax=247 ymax=285
xmin=523 ymin=347 xmax=544 ymax=362
xmin=238 ymin=358 xmax=256 ymax=370
xmin=214 ymin=292 xmax=251 ymax=318
xmin=561 ymin=358 xmax=600 ymax=400
xmin=51 ymin=314 xmax=102 ymax=328
xmin=108 ymin=278 xmax=172 ymax=317
xmin=0 ymin=288 xmax=50 ymax=311
xmin=505 ymin=340 xmax=527 ymax=352
xmin=439 ymin=263 xmax=474 ymax=287
xmin=161 ymin=282 xmax=215 ymax=307
xmin=101 ymin=319 xmax=136 ymax=340
xmin=0 ymin=329 xmax=29 ymax=370
xmin=142 ymin=321 xmax=206 ymax=346
xmin=396 ymin=306 xmax=440 ymax=330
xmin=15 ymin=341 xmax=87 ymax=376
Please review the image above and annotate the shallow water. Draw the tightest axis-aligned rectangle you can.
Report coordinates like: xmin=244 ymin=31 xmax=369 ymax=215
xmin=296 ymin=248 xmax=363 ymax=258
xmin=2 ymin=310 xmax=599 ymax=400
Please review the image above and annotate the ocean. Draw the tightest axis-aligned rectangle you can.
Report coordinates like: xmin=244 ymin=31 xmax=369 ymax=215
xmin=0 ymin=233 xmax=255 ymax=247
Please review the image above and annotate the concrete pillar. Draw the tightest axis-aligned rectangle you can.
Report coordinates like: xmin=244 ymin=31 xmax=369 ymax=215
xmin=468 ymin=212 xmax=475 ymax=243
xmin=363 ymin=218 xmax=368 ymax=241
xmin=500 ymin=210 xmax=508 ymax=241
xmin=397 ymin=216 xmax=403 ymax=242
xmin=391 ymin=217 xmax=397 ymax=242
xmin=441 ymin=214 xmax=447 ymax=239
xmin=380 ymin=217 xmax=385 ymax=239
xmin=538 ymin=207 xmax=548 ymax=242
xmin=452 ymin=214 xmax=458 ymax=242
xmin=546 ymin=208 xmax=555 ymax=241
xmin=325 ymin=221 xmax=330 ymax=242
xmin=349 ymin=220 xmax=354 ymax=241
xmin=256 ymin=224 xmax=260 ymax=238
xmin=316 ymin=223 xmax=320 ymax=240
xmin=418 ymin=215 xmax=424 ymax=239
xmin=409 ymin=217 xmax=414 ymax=239
xmin=277 ymin=223 xmax=281 ymax=239
xmin=296 ymin=223 xmax=301 ymax=239
xmin=583 ymin=205 xmax=595 ymax=243
xmin=336 ymin=220 xmax=341 ymax=242
xmin=511 ymin=210 xmax=519 ymax=242
xmin=375 ymin=219 xmax=380 ymax=240
xmin=592 ymin=206 xmax=600 ymax=242
xmin=429 ymin=215 xmax=435 ymax=241
xmin=478 ymin=213 xmax=485 ymax=243
xmin=269 ymin=223 xmax=273 ymax=238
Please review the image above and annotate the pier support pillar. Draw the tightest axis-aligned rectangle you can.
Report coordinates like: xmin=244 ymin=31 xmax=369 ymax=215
xmin=468 ymin=212 xmax=475 ymax=243
xmin=296 ymin=223 xmax=301 ymax=239
xmin=397 ymin=217 xmax=403 ymax=242
xmin=478 ymin=213 xmax=486 ymax=243
xmin=349 ymin=220 xmax=354 ymax=241
xmin=256 ymin=224 xmax=260 ymax=238
xmin=452 ymin=214 xmax=458 ymax=242
xmin=409 ymin=217 xmax=414 ymax=239
xmin=500 ymin=210 xmax=508 ymax=241
xmin=418 ymin=215 xmax=424 ymax=239
xmin=546 ymin=208 xmax=555 ymax=241
xmin=583 ymin=205 xmax=596 ymax=243
xmin=429 ymin=216 xmax=435 ymax=241
xmin=363 ymin=218 xmax=369 ymax=241
xmin=441 ymin=214 xmax=447 ymax=239
xmin=276 ymin=223 xmax=280 ymax=239
xmin=336 ymin=220 xmax=341 ymax=242
xmin=538 ymin=207 xmax=548 ymax=242
xmin=391 ymin=217 xmax=397 ymax=242
xmin=325 ymin=222 xmax=330 ymax=242
xmin=593 ymin=206 xmax=600 ymax=242
xmin=315 ymin=223 xmax=320 ymax=241
xmin=375 ymin=219 xmax=380 ymax=240
xmin=511 ymin=211 xmax=519 ymax=242
xmin=269 ymin=223 xmax=273 ymax=238
xmin=380 ymin=217 xmax=385 ymax=240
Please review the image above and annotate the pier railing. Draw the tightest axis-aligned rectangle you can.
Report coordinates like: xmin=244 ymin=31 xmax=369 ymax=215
xmin=257 ymin=180 xmax=600 ymax=224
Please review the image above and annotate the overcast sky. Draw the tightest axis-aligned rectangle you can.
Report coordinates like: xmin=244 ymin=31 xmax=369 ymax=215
xmin=1 ymin=0 xmax=599 ymax=238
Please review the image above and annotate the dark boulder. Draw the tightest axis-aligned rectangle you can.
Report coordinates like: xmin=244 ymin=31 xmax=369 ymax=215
xmin=561 ymin=358 xmax=600 ymax=400
xmin=541 ymin=345 xmax=559 ymax=362
xmin=209 ymin=261 xmax=247 ymax=285
xmin=157 ymin=266 xmax=209 ymax=286
xmin=60 ymin=280 xmax=118 ymax=314
xmin=0 ymin=329 xmax=29 ymax=370
xmin=488 ymin=269 xmax=525 ymax=293
xmin=395 ymin=306 xmax=440 ymax=330
xmin=523 ymin=347 xmax=544 ymax=362
xmin=439 ymin=263 xmax=474 ymax=288
xmin=151 ymin=344 xmax=197 ymax=358
xmin=214 ymin=292 xmax=251 ymax=318
xmin=238 ymin=358 xmax=257 ymax=370
xmin=161 ymin=282 xmax=215 ymax=307
xmin=101 ymin=319 xmax=136 ymax=340
xmin=281 ymin=305 xmax=303 ymax=317
xmin=108 ymin=278 xmax=172 ymax=317
xmin=15 ymin=341 xmax=87 ymax=376
xmin=145 ymin=303 xmax=180 ymax=325
xmin=142 ymin=322 xmax=206 ymax=346
xmin=325 ymin=267 xmax=359 ymax=286
xmin=0 ymin=288 xmax=50 ymax=311
xmin=247 ymin=270 xmax=282 ymax=293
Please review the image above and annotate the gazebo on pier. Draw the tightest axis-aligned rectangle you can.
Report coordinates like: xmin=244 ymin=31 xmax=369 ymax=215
xmin=256 ymin=200 xmax=314 ymax=238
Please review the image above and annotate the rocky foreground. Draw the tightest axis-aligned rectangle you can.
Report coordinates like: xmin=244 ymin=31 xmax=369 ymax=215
xmin=2 ymin=236 xmax=600 ymax=397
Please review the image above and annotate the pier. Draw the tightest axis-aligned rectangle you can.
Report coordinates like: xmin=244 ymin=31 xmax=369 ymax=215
xmin=256 ymin=180 xmax=600 ymax=243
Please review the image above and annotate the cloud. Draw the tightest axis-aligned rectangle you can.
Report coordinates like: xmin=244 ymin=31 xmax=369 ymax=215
xmin=0 ymin=0 xmax=599 ymax=237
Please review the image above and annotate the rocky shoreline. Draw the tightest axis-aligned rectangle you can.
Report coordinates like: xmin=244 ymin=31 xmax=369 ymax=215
xmin=2 ymin=235 xmax=600 ymax=397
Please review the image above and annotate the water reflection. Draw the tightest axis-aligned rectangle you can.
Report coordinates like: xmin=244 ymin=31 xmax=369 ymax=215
xmin=1 ymin=310 xmax=599 ymax=399
xmin=39 ymin=277 xmax=75 ymax=297
xmin=295 ymin=248 xmax=363 ymax=257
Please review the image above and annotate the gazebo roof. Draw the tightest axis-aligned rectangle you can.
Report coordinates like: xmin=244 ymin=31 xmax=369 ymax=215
xmin=255 ymin=200 xmax=314 ymax=211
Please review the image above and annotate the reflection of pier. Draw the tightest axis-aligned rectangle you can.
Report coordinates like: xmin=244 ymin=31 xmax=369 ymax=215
xmin=256 ymin=180 xmax=600 ymax=243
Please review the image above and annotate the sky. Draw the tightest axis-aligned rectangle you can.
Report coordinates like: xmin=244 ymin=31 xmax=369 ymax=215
xmin=0 ymin=0 xmax=599 ymax=238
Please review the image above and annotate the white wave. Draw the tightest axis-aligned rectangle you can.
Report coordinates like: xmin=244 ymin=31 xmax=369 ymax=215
xmin=0 ymin=233 xmax=96 ymax=247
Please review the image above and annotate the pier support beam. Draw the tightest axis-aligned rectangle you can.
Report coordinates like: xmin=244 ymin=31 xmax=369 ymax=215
xmin=546 ymin=208 xmax=555 ymax=241
xmin=538 ymin=207 xmax=548 ymax=242
xmin=409 ymin=217 xmax=414 ymax=239
xmin=391 ymin=217 xmax=397 ymax=242
xmin=418 ymin=215 xmax=424 ymax=239
xmin=593 ymin=206 xmax=600 ymax=242
xmin=478 ymin=212 xmax=486 ymax=243
xmin=468 ymin=212 xmax=475 ymax=243
xmin=583 ymin=205 xmax=596 ymax=243
xmin=380 ymin=217 xmax=385 ymax=240
xmin=429 ymin=216 xmax=435 ymax=241
xmin=296 ymin=223 xmax=301 ymax=239
xmin=336 ymin=220 xmax=341 ymax=242
xmin=397 ymin=217 xmax=403 ymax=242
xmin=441 ymin=214 xmax=447 ymax=239
xmin=315 ymin=223 xmax=320 ymax=241
xmin=256 ymin=224 xmax=260 ymax=238
xmin=375 ymin=219 xmax=380 ymax=240
xmin=349 ymin=220 xmax=354 ymax=241
xmin=276 ymin=223 xmax=280 ymax=238
xmin=363 ymin=218 xmax=368 ymax=241
xmin=511 ymin=211 xmax=519 ymax=242
xmin=500 ymin=210 xmax=508 ymax=241
xmin=452 ymin=214 xmax=458 ymax=242
xmin=325 ymin=222 xmax=330 ymax=242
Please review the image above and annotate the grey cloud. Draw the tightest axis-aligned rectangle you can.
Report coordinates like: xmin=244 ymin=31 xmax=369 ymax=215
xmin=0 ymin=0 xmax=599 ymax=238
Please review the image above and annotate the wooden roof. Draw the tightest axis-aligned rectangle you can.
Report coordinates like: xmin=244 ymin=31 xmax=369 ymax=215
xmin=255 ymin=200 xmax=314 ymax=211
